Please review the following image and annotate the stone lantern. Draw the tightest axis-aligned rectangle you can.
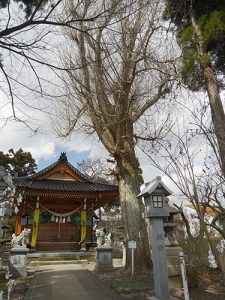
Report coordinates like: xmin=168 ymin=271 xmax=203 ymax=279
xmin=138 ymin=176 xmax=177 ymax=300
xmin=0 ymin=166 xmax=14 ymax=238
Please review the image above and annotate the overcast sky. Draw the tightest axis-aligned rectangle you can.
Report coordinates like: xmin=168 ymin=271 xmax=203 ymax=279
xmin=0 ymin=85 xmax=173 ymax=190
xmin=1 ymin=1 xmax=224 ymax=202
xmin=2 ymin=83 xmax=223 ymax=198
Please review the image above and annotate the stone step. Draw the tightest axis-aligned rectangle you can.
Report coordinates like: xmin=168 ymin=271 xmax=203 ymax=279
xmin=38 ymin=256 xmax=81 ymax=261
xmin=30 ymin=259 xmax=89 ymax=266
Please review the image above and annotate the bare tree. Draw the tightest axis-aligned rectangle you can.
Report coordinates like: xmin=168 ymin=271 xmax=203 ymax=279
xmin=77 ymin=157 xmax=114 ymax=182
xmin=54 ymin=0 xmax=177 ymax=271
xmin=141 ymin=97 xmax=225 ymax=273
xmin=0 ymin=0 xmax=117 ymax=130
xmin=77 ymin=157 xmax=119 ymax=219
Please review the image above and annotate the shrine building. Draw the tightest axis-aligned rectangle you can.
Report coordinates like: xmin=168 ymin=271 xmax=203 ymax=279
xmin=14 ymin=153 xmax=118 ymax=251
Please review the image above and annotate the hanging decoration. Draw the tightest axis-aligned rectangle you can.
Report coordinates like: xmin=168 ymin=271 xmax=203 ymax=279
xmin=80 ymin=199 xmax=87 ymax=244
xmin=80 ymin=210 xmax=86 ymax=244
xmin=31 ymin=208 xmax=40 ymax=247
xmin=40 ymin=204 xmax=82 ymax=217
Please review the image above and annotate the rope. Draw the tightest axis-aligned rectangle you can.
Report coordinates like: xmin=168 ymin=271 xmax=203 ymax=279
xmin=40 ymin=204 xmax=82 ymax=217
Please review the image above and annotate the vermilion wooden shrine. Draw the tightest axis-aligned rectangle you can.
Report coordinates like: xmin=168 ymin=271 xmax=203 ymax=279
xmin=14 ymin=153 xmax=118 ymax=251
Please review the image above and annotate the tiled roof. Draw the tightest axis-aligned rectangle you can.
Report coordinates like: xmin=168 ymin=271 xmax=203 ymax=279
xmin=18 ymin=179 xmax=117 ymax=193
xmin=15 ymin=153 xmax=117 ymax=194
xmin=28 ymin=152 xmax=90 ymax=182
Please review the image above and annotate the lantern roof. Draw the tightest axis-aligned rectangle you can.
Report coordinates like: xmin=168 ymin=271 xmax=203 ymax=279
xmin=137 ymin=176 xmax=173 ymax=198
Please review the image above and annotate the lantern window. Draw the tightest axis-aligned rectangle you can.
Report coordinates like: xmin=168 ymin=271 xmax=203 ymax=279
xmin=152 ymin=195 xmax=163 ymax=208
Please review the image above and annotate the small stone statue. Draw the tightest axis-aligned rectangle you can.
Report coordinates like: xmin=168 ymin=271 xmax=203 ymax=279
xmin=104 ymin=232 xmax=112 ymax=247
xmin=95 ymin=228 xmax=112 ymax=247
xmin=164 ymin=224 xmax=179 ymax=247
xmin=11 ymin=228 xmax=31 ymax=248
xmin=95 ymin=228 xmax=106 ymax=246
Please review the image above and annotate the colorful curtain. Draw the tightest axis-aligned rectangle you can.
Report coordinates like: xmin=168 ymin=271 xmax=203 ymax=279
xmin=80 ymin=210 xmax=86 ymax=243
xmin=31 ymin=209 xmax=40 ymax=247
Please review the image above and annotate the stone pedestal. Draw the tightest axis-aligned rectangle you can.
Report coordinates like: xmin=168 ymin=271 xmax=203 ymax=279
xmin=95 ymin=247 xmax=114 ymax=273
xmin=166 ymin=246 xmax=182 ymax=289
xmin=9 ymin=247 xmax=29 ymax=278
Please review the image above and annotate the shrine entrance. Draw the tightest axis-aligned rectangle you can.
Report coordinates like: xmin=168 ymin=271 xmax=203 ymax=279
xmin=36 ymin=222 xmax=81 ymax=251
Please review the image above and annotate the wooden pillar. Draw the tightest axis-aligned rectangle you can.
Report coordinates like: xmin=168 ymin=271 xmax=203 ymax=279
xmin=15 ymin=216 xmax=22 ymax=235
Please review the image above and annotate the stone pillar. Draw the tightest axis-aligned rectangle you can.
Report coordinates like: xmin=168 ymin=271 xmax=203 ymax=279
xmin=95 ymin=247 xmax=114 ymax=273
xmin=149 ymin=218 xmax=170 ymax=300
xmin=9 ymin=247 xmax=29 ymax=278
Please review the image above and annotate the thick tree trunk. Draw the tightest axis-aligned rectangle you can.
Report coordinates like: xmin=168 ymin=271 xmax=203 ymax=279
xmin=203 ymin=65 xmax=225 ymax=177
xmin=195 ymin=202 xmax=225 ymax=277
xmin=191 ymin=16 xmax=225 ymax=178
xmin=116 ymin=153 xmax=151 ymax=272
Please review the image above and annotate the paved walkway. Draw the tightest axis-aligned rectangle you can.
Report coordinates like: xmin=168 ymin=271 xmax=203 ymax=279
xmin=24 ymin=264 xmax=122 ymax=300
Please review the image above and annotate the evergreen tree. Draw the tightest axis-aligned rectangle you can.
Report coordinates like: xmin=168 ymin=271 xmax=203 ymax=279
xmin=164 ymin=0 xmax=225 ymax=177
xmin=164 ymin=1 xmax=225 ymax=90
xmin=0 ymin=148 xmax=37 ymax=177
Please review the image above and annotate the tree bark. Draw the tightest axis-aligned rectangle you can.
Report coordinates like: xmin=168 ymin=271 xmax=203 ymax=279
xmin=116 ymin=153 xmax=151 ymax=271
xmin=203 ymin=65 xmax=225 ymax=177
xmin=191 ymin=16 xmax=225 ymax=178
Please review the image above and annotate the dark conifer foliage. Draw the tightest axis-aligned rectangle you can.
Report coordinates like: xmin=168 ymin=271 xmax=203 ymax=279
xmin=0 ymin=148 xmax=37 ymax=177
xmin=164 ymin=0 xmax=225 ymax=90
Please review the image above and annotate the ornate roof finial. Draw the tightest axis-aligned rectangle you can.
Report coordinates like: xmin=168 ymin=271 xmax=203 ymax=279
xmin=58 ymin=152 xmax=68 ymax=162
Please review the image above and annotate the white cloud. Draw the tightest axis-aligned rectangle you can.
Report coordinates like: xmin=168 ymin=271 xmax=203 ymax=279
xmin=0 ymin=102 xmax=108 ymax=164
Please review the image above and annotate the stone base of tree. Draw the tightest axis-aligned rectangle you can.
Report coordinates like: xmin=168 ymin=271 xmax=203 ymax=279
xmin=95 ymin=247 xmax=114 ymax=273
